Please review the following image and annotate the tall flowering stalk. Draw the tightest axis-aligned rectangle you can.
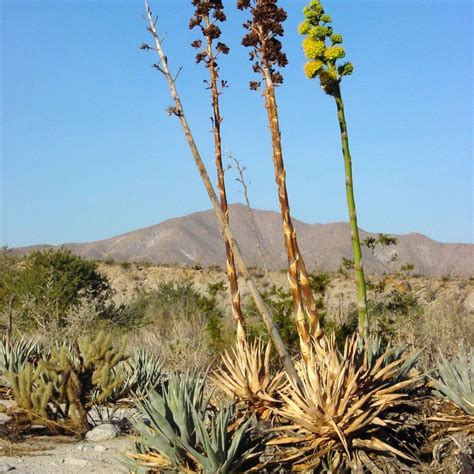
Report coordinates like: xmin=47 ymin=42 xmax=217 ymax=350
xmin=299 ymin=0 xmax=368 ymax=336
xmin=237 ymin=0 xmax=322 ymax=360
xmin=189 ymin=1 xmax=246 ymax=346
xmin=142 ymin=0 xmax=299 ymax=382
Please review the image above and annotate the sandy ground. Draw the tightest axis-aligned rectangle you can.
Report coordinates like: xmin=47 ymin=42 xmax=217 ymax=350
xmin=0 ymin=435 xmax=134 ymax=473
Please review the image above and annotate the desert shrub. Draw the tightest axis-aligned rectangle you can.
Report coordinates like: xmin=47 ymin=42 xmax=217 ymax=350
xmin=244 ymin=285 xmax=300 ymax=355
xmin=394 ymin=294 xmax=474 ymax=372
xmin=127 ymin=281 xmax=231 ymax=372
xmin=207 ymin=264 xmax=223 ymax=272
xmin=352 ymin=289 xmax=421 ymax=345
xmin=244 ymin=278 xmax=328 ymax=356
xmin=0 ymin=248 xmax=18 ymax=303
xmin=322 ymin=309 xmax=359 ymax=350
xmin=39 ymin=297 xmax=127 ymax=347
xmin=0 ymin=248 xmax=114 ymax=334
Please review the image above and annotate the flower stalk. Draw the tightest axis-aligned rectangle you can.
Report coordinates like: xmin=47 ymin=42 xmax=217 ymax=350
xmin=299 ymin=0 xmax=368 ymax=336
xmin=143 ymin=0 xmax=299 ymax=382
xmin=238 ymin=0 xmax=322 ymax=360
xmin=189 ymin=0 xmax=246 ymax=345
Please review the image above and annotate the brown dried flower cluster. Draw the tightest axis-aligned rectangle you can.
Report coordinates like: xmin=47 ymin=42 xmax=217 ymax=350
xmin=237 ymin=0 xmax=288 ymax=89
xmin=189 ymin=0 xmax=230 ymax=68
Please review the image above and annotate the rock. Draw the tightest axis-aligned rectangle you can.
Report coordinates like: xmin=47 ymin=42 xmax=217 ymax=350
xmin=0 ymin=413 xmax=12 ymax=425
xmin=94 ymin=445 xmax=108 ymax=452
xmin=64 ymin=458 xmax=89 ymax=467
xmin=85 ymin=423 xmax=119 ymax=442
xmin=76 ymin=444 xmax=88 ymax=451
xmin=0 ymin=465 xmax=15 ymax=473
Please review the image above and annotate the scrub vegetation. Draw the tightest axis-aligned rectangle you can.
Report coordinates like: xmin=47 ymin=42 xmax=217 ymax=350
xmin=1 ymin=0 xmax=472 ymax=472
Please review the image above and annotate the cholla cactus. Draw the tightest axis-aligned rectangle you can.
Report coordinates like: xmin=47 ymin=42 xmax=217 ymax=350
xmin=6 ymin=331 xmax=128 ymax=435
xmin=299 ymin=0 xmax=353 ymax=95
xmin=7 ymin=363 xmax=54 ymax=421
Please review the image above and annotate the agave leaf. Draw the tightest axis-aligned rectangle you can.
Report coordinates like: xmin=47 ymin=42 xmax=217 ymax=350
xmin=352 ymin=437 xmax=416 ymax=461
xmin=431 ymin=348 xmax=474 ymax=415
xmin=273 ymin=334 xmax=420 ymax=467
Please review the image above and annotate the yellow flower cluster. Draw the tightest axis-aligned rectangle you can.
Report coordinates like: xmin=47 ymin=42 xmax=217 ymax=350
xmin=302 ymin=38 xmax=326 ymax=59
xmin=304 ymin=60 xmax=324 ymax=79
xmin=299 ymin=0 xmax=353 ymax=92
xmin=324 ymin=46 xmax=345 ymax=61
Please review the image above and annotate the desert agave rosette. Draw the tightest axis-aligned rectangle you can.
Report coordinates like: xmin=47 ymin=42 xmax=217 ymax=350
xmin=269 ymin=334 xmax=420 ymax=470
xmin=128 ymin=372 xmax=260 ymax=473
xmin=429 ymin=348 xmax=474 ymax=433
xmin=0 ymin=335 xmax=39 ymax=378
xmin=213 ymin=339 xmax=284 ymax=420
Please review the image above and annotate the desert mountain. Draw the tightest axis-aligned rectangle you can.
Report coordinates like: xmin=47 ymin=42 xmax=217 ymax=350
xmin=12 ymin=204 xmax=474 ymax=277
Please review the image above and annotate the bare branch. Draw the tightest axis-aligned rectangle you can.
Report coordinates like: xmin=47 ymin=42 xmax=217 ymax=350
xmin=228 ymin=153 xmax=273 ymax=286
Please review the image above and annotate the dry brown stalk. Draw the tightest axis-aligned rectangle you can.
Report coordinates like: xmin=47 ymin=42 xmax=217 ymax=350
xmin=143 ymin=0 xmax=298 ymax=383
xmin=264 ymin=80 xmax=312 ymax=359
xmin=238 ymin=0 xmax=321 ymax=360
xmin=190 ymin=2 xmax=246 ymax=345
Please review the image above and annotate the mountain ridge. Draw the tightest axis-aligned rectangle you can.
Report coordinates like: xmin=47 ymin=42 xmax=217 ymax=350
xmin=10 ymin=204 xmax=474 ymax=277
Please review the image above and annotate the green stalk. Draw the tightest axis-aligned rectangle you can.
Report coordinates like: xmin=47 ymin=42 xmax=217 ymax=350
xmin=334 ymin=84 xmax=368 ymax=337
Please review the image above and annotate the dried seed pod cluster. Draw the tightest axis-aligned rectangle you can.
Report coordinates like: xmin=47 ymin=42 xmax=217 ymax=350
xmin=237 ymin=0 xmax=288 ymax=90
xmin=189 ymin=0 xmax=230 ymax=69
xmin=299 ymin=0 xmax=353 ymax=95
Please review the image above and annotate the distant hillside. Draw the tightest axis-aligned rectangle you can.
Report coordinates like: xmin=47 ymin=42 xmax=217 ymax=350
xmin=11 ymin=204 xmax=474 ymax=277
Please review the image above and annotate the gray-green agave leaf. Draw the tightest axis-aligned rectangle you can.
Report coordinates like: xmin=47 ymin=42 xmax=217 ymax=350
xmin=183 ymin=405 xmax=258 ymax=474
xmin=129 ymin=372 xmax=260 ymax=473
xmin=431 ymin=348 xmax=474 ymax=415
xmin=0 ymin=336 xmax=39 ymax=377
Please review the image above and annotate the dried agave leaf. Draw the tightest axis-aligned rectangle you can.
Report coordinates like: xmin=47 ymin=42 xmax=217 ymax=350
xmin=270 ymin=334 xmax=420 ymax=469
xmin=213 ymin=339 xmax=284 ymax=418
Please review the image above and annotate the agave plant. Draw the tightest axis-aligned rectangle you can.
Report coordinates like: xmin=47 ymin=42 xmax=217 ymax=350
xmin=431 ymin=348 xmax=474 ymax=417
xmin=212 ymin=339 xmax=284 ymax=420
xmin=111 ymin=349 xmax=163 ymax=402
xmin=128 ymin=372 xmax=259 ymax=473
xmin=0 ymin=335 xmax=39 ymax=377
xmin=268 ymin=334 xmax=420 ymax=471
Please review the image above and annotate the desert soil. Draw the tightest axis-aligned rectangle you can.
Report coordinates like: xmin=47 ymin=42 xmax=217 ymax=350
xmin=98 ymin=263 xmax=474 ymax=317
xmin=0 ymin=435 xmax=133 ymax=473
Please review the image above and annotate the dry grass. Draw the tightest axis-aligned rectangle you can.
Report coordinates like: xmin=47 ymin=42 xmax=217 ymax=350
xmin=394 ymin=293 xmax=474 ymax=372
xmin=131 ymin=312 xmax=213 ymax=373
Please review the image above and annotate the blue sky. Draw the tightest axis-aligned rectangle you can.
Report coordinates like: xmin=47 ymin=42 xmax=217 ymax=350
xmin=1 ymin=0 xmax=472 ymax=247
